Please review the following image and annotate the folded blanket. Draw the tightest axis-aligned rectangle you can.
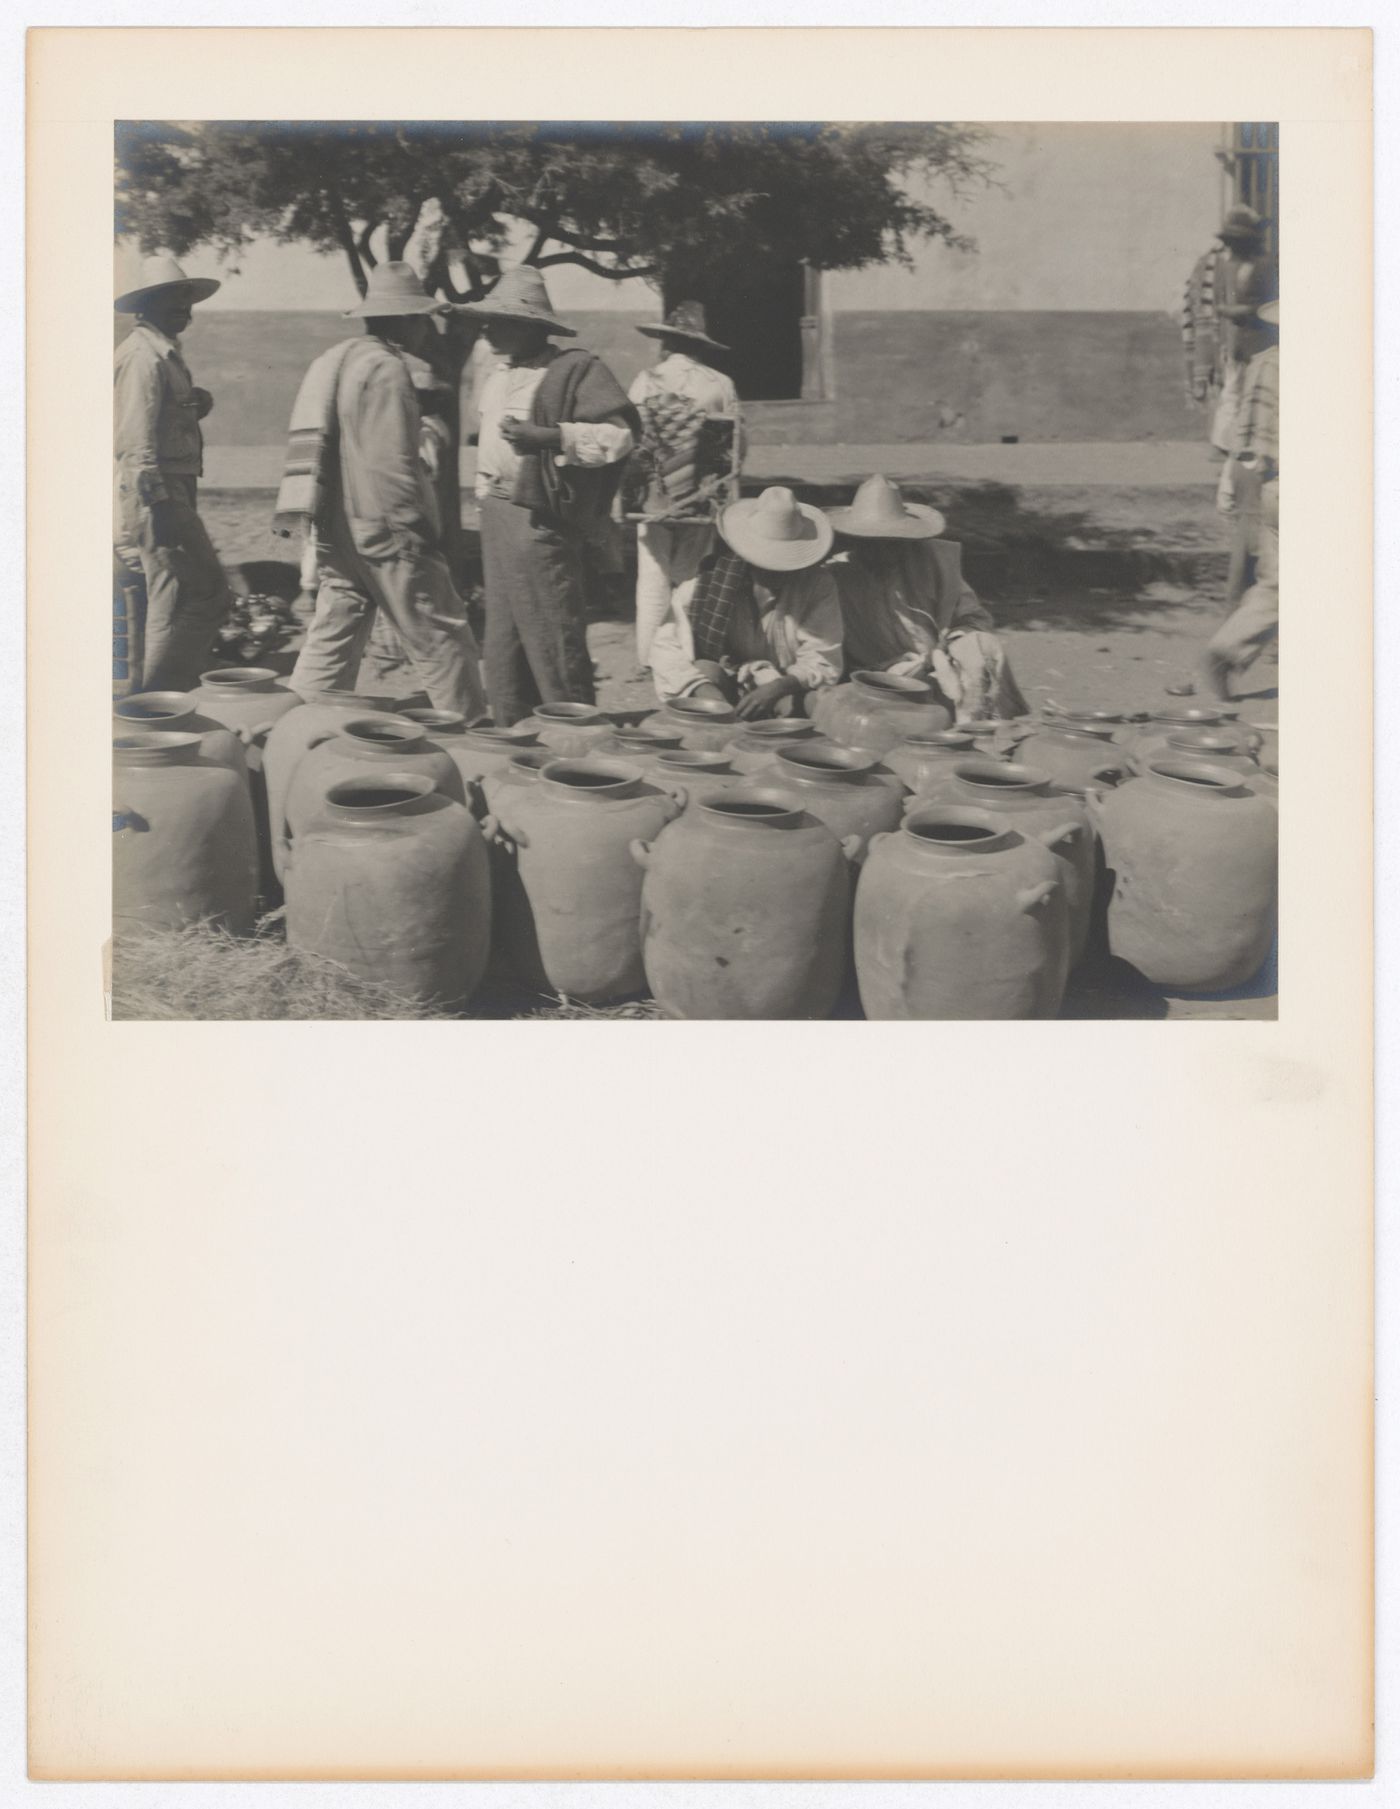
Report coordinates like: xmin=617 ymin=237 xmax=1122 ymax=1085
xmin=689 ymin=549 xmax=754 ymax=665
xmin=272 ymin=338 xmax=359 ymax=537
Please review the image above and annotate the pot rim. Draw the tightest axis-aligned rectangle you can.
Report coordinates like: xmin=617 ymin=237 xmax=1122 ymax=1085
xmin=698 ymin=794 xmax=804 ymax=828
xmin=197 ymin=666 xmax=284 ymax=690
xmin=1142 ymin=758 xmax=1252 ymax=797
xmin=850 ymin=669 xmax=936 ymax=700
xmin=952 ymin=759 xmax=1054 ymax=795
xmin=336 ymin=716 xmax=428 ymax=750
xmin=773 ymin=744 xmax=880 ymax=781
xmin=900 ymin=803 xmax=1020 ymax=853
xmin=539 ymin=756 xmax=645 ymax=795
xmin=533 ymin=701 xmax=607 ymax=724
xmin=665 ymin=695 xmax=738 ymax=723
xmin=322 ymin=772 xmax=438 ymax=817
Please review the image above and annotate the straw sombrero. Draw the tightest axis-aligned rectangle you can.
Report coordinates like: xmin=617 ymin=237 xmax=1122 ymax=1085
xmin=115 ymin=253 xmax=221 ymax=314
xmin=825 ymin=475 xmax=947 ymax=540
xmin=719 ymin=486 xmax=834 ymax=572
xmin=637 ymin=300 xmax=730 ymax=354
xmin=456 ymin=267 xmax=576 ymax=336
xmin=342 ymin=262 xmax=452 ymax=319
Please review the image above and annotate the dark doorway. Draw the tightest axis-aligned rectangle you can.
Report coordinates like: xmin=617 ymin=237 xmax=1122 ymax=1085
xmin=667 ymin=258 xmax=805 ymax=401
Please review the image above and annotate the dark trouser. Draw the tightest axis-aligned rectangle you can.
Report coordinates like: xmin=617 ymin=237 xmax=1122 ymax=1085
xmin=114 ymin=475 xmax=232 ymax=693
xmin=478 ymin=494 xmax=595 ymax=726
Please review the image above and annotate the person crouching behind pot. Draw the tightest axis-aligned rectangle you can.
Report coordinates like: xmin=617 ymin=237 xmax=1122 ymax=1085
xmin=825 ymin=474 xmax=1027 ymax=721
xmin=647 ymin=486 xmax=843 ymax=720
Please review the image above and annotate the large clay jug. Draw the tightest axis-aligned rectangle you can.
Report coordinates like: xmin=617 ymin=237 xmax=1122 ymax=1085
xmin=113 ymin=692 xmax=248 ymax=782
xmin=1012 ymin=721 xmax=1126 ymax=795
xmin=192 ymin=667 xmax=304 ymax=902
xmin=634 ymin=796 xmax=858 ymax=1020
xmin=285 ymin=773 xmax=491 ymax=1011
xmin=739 ymin=743 xmax=907 ymax=855
xmin=1090 ymin=759 xmax=1278 ymax=993
xmin=113 ymin=731 xmax=258 ymax=936
xmin=399 ymin=709 xmax=540 ymax=814
xmin=262 ymin=692 xmax=397 ymax=883
xmin=284 ymin=716 xmax=466 ymax=874
xmin=884 ymin=729 xmax=986 ymax=795
xmin=641 ymin=749 xmax=743 ymax=810
xmin=724 ymin=717 xmax=823 ymax=775
xmin=1129 ymin=728 xmax=1261 ymax=779
xmin=1121 ymin=706 xmax=1240 ymax=762
xmin=921 ymin=760 xmax=1095 ymax=963
xmin=823 ymin=670 xmax=953 ymax=757
xmin=651 ymin=695 xmax=741 ymax=752
xmin=498 ymin=758 xmax=682 ymax=1002
xmin=854 ymin=806 xmax=1069 ymax=1021
xmin=528 ymin=701 xmax=615 ymax=757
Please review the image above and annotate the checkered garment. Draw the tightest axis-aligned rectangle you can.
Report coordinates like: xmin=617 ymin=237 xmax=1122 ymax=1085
xmin=688 ymin=550 xmax=754 ymax=664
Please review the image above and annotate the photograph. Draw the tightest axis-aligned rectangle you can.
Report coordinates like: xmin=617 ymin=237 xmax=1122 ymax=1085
xmin=110 ymin=118 xmax=1281 ymax=1023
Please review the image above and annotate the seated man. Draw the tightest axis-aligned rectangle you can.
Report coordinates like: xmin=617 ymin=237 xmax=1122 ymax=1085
xmin=648 ymin=487 xmax=842 ymax=720
xmin=825 ymin=475 xmax=1027 ymax=720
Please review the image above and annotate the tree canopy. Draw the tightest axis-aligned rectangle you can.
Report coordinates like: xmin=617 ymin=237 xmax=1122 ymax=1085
xmin=115 ymin=120 xmax=997 ymax=305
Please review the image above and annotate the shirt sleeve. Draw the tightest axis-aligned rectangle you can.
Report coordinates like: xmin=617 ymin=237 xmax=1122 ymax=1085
xmin=356 ymin=361 xmax=437 ymax=549
xmin=951 ymin=583 xmax=995 ymax=632
xmin=760 ymin=570 xmax=844 ymax=692
xmin=114 ymin=348 xmax=173 ymax=507
xmin=558 ymin=420 xmax=636 ymax=467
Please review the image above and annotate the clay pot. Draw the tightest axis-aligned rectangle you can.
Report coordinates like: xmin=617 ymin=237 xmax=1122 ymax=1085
xmin=399 ymin=710 xmax=540 ymax=814
xmin=113 ymin=692 xmax=248 ymax=782
xmin=283 ymin=717 xmax=466 ymax=878
xmin=1242 ymin=719 xmax=1278 ymax=776
xmin=885 ymin=729 xmax=987 ymax=796
xmin=1089 ymin=758 xmax=1278 ymax=992
xmin=1012 ymin=722 xmax=1127 ymax=795
xmin=113 ymin=731 xmax=258 ymax=936
xmin=651 ymin=695 xmax=741 ymax=752
xmin=739 ymin=743 xmax=907 ymax=855
xmin=597 ymin=724 xmax=686 ymax=763
xmin=496 ymin=757 xmax=682 ymax=1002
xmin=1121 ymin=706 xmax=1242 ymax=761
xmin=263 ymin=691 xmax=396 ymax=886
xmin=285 ymin=773 xmax=491 ymax=1010
xmin=1130 ymin=728 xmax=1261 ymax=779
xmin=642 ymin=748 xmax=743 ymax=810
xmin=527 ymin=701 xmax=615 ymax=757
xmin=822 ymin=670 xmax=954 ymax=757
xmin=634 ymin=796 xmax=858 ymax=1019
xmin=920 ymin=760 xmax=1095 ymax=963
xmin=192 ymin=668 xmax=304 ymax=902
xmin=723 ymin=717 xmax=823 ymax=775
xmin=854 ymin=806 xmax=1069 ymax=1020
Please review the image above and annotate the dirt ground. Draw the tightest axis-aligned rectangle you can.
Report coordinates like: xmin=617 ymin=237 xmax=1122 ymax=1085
xmin=200 ymin=488 xmax=1278 ymax=1022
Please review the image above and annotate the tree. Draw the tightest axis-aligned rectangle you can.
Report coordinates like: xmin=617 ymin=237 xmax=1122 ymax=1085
xmin=116 ymin=122 xmax=996 ymax=567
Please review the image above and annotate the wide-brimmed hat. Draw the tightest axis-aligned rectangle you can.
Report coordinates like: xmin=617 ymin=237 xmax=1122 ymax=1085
xmin=343 ymin=261 xmax=452 ymax=319
xmin=115 ymin=253 xmax=221 ymax=314
xmin=637 ymin=300 xmax=729 ymax=353
xmin=1218 ymin=204 xmax=1264 ymax=242
xmin=1257 ymin=298 xmax=1279 ymax=326
xmin=456 ymin=266 xmax=576 ymax=336
xmin=825 ymin=474 xmax=947 ymax=540
xmin=719 ymin=486 xmax=834 ymax=572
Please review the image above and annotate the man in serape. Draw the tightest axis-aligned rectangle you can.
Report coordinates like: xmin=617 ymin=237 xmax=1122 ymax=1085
xmin=1193 ymin=207 xmax=1277 ymax=514
xmin=457 ymin=268 xmax=639 ymax=726
xmin=648 ymin=486 xmax=843 ymax=719
xmin=628 ymin=301 xmax=745 ymax=675
xmin=1201 ymin=300 xmax=1279 ymax=702
xmin=279 ymin=262 xmax=486 ymax=719
xmin=824 ymin=475 xmax=1027 ymax=721
xmin=113 ymin=254 xmax=232 ymax=691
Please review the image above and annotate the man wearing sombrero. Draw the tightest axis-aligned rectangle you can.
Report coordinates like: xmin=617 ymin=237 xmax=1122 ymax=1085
xmin=648 ymin=486 xmax=843 ymax=718
xmin=628 ymin=301 xmax=745 ymax=674
xmin=457 ymin=268 xmax=639 ymax=726
xmin=825 ymin=475 xmax=1026 ymax=721
xmin=114 ymin=253 xmax=232 ymax=691
xmin=280 ymin=262 xmax=486 ymax=719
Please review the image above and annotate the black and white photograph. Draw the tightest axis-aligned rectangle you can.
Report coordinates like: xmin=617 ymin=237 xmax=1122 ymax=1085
xmin=110 ymin=118 xmax=1281 ymax=1022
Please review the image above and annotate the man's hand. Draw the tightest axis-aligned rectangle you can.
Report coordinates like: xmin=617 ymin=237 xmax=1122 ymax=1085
xmin=735 ymin=676 xmax=802 ymax=721
xmin=147 ymin=500 xmax=181 ymax=549
xmin=192 ymin=386 xmax=214 ymax=420
xmin=499 ymin=419 xmax=561 ymax=452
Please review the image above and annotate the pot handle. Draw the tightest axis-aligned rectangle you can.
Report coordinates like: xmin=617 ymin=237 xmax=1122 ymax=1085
xmin=1039 ymin=819 xmax=1083 ymax=851
xmin=843 ymin=833 xmax=868 ymax=862
xmin=479 ymin=813 xmax=499 ymax=843
xmin=1083 ymin=785 xmax=1105 ymax=821
xmin=1016 ymin=878 xmax=1059 ymax=914
xmin=236 ymin=718 xmax=277 ymax=746
xmin=630 ymin=837 xmax=652 ymax=869
xmin=659 ymin=783 xmax=688 ymax=815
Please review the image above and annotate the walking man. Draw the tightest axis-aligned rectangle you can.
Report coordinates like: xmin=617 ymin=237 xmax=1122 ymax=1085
xmin=628 ymin=301 xmax=744 ymax=674
xmin=282 ymin=262 xmax=487 ymax=718
xmin=114 ymin=254 xmax=232 ymax=691
xmin=1201 ymin=300 xmax=1279 ymax=701
xmin=457 ymin=268 xmax=638 ymax=726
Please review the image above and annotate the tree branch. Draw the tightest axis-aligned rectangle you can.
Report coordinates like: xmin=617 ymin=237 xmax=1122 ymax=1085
xmin=327 ymin=193 xmax=369 ymax=297
xmin=355 ymin=221 xmax=379 ymax=270
xmin=521 ymin=225 xmax=553 ymax=266
xmin=512 ymin=207 xmax=639 ymax=258
xmin=535 ymin=249 xmax=658 ymax=281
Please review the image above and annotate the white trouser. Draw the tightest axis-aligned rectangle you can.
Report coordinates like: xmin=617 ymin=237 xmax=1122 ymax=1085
xmin=634 ymin=520 xmax=717 ymax=666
